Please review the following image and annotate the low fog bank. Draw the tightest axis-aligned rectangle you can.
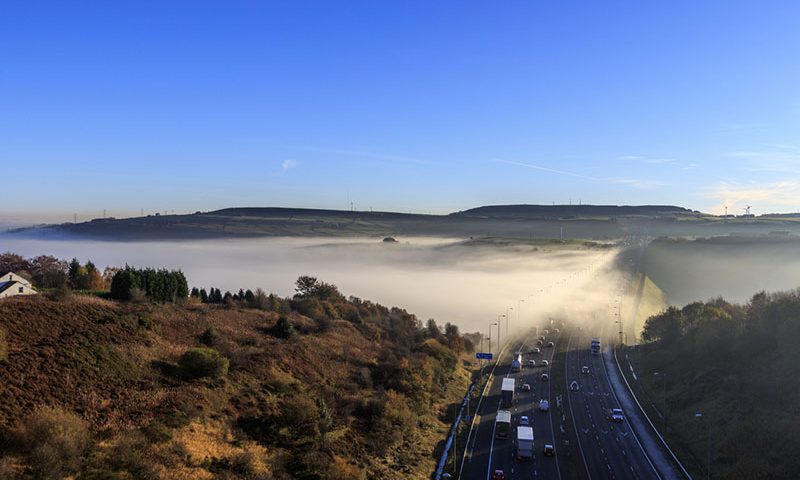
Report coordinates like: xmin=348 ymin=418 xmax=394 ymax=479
xmin=642 ymin=237 xmax=800 ymax=306
xmin=0 ymin=234 xmax=627 ymax=333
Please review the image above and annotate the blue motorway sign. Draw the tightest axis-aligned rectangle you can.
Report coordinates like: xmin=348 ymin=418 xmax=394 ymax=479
xmin=475 ymin=352 xmax=493 ymax=360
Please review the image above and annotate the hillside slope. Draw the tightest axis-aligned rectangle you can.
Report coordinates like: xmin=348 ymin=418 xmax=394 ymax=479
xmin=0 ymin=292 xmax=470 ymax=479
xmin=627 ymin=290 xmax=800 ymax=478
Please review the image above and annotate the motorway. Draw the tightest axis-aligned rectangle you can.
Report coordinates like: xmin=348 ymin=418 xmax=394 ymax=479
xmin=459 ymin=321 xmax=668 ymax=480
xmin=457 ymin=239 xmax=683 ymax=480
xmin=461 ymin=325 xmax=562 ymax=480
xmin=563 ymin=326 xmax=659 ymax=480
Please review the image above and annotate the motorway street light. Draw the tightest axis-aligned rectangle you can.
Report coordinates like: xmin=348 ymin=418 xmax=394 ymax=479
xmin=695 ymin=411 xmax=712 ymax=480
xmin=496 ymin=315 xmax=505 ymax=349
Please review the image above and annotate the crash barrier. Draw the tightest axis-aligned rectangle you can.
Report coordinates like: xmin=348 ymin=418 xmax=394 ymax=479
xmin=434 ymin=382 xmax=476 ymax=480
xmin=613 ymin=347 xmax=693 ymax=480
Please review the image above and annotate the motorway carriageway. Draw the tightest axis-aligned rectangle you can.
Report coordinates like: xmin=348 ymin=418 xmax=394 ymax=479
xmin=460 ymin=325 xmax=561 ymax=480
xmin=459 ymin=321 xmax=666 ymax=480
xmin=563 ymin=325 xmax=659 ymax=480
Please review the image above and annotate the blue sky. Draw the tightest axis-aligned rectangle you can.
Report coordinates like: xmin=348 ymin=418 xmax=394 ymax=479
xmin=2 ymin=1 xmax=799 ymax=220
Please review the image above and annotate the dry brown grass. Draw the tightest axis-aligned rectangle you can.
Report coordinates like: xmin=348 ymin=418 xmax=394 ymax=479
xmin=171 ymin=419 xmax=270 ymax=474
xmin=0 ymin=295 xmax=469 ymax=479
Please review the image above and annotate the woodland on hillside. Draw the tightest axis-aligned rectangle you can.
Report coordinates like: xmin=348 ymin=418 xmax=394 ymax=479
xmin=634 ymin=289 xmax=800 ymax=478
xmin=0 ymin=264 xmax=472 ymax=479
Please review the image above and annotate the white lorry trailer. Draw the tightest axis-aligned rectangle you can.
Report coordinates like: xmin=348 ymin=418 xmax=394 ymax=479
xmin=516 ymin=426 xmax=534 ymax=460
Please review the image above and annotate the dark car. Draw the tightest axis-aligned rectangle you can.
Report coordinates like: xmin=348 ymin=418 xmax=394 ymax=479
xmin=491 ymin=470 xmax=505 ymax=480
xmin=543 ymin=444 xmax=555 ymax=457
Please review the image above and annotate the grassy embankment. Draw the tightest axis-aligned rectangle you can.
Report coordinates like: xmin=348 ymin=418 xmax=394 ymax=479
xmin=621 ymin=288 xmax=800 ymax=479
xmin=0 ymin=290 xmax=473 ymax=480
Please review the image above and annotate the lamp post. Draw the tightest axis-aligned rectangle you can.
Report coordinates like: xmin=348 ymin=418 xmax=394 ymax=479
xmin=496 ymin=315 xmax=504 ymax=350
xmin=488 ymin=322 xmax=497 ymax=355
xmin=695 ymin=411 xmax=711 ymax=480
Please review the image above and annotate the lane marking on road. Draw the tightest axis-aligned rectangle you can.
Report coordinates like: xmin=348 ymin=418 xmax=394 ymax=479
xmin=564 ymin=331 xmax=592 ymax=480
xmin=599 ymin=341 xmax=661 ymax=480
xmin=486 ymin=335 xmax=533 ymax=480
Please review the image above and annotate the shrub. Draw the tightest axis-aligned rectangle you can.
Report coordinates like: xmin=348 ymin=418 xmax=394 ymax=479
xmin=199 ymin=326 xmax=219 ymax=346
xmin=129 ymin=287 xmax=148 ymax=304
xmin=272 ymin=316 xmax=295 ymax=339
xmin=178 ymin=347 xmax=229 ymax=379
xmin=329 ymin=455 xmax=367 ymax=480
xmin=19 ymin=407 xmax=90 ymax=479
xmin=48 ymin=284 xmax=73 ymax=301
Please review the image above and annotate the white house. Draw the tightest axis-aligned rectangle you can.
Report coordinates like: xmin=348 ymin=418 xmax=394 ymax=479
xmin=0 ymin=272 xmax=37 ymax=299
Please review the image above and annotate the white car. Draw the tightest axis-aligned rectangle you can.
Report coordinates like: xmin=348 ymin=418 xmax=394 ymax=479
xmin=569 ymin=380 xmax=580 ymax=392
xmin=541 ymin=373 xmax=549 ymax=382
xmin=521 ymin=383 xmax=531 ymax=392
xmin=528 ymin=359 xmax=536 ymax=367
xmin=532 ymin=347 xmax=541 ymax=354
xmin=581 ymin=366 xmax=590 ymax=374
xmin=541 ymin=359 xmax=549 ymax=367
xmin=609 ymin=408 xmax=624 ymax=422
xmin=519 ymin=415 xmax=530 ymax=426
xmin=538 ymin=399 xmax=550 ymax=411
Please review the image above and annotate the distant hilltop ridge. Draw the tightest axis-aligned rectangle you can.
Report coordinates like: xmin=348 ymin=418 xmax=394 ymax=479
xmin=450 ymin=204 xmax=699 ymax=219
xmin=206 ymin=204 xmax=700 ymax=219
xmin=12 ymin=203 xmax=800 ymax=241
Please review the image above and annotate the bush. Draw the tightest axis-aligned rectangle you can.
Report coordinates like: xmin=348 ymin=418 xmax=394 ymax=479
xmin=199 ymin=326 xmax=219 ymax=346
xmin=19 ymin=407 xmax=90 ymax=479
xmin=272 ymin=316 xmax=295 ymax=339
xmin=48 ymin=284 xmax=73 ymax=301
xmin=178 ymin=347 xmax=229 ymax=379
xmin=129 ymin=287 xmax=148 ymax=304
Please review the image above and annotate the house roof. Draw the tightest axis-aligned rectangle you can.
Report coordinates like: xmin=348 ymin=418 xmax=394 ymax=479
xmin=0 ymin=280 xmax=19 ymax=294
xmin=0 ymin=272 xmax=32 ymax=286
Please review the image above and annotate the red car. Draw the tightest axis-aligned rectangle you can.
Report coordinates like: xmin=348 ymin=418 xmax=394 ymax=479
xmin=491 ymin=470 xmax=505 ymax=480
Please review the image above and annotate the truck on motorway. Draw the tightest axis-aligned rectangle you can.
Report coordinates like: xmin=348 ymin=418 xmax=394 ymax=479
xmin=591 ymin=337 xmax=601 ymax=354
xmin=510 ymin=353 xmax=523 ymax=372
xmin=495 ymin=410 xmax=512 ymax=438
xmin=501 ymin=378 xmax=515 ymax=407
xmin=515 ymin=426 xmax=534 ymax=460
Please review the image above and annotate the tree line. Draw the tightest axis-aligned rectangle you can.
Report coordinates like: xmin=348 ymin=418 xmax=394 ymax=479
xmin=109 ymin=267 xmax=189 ymax=303
xmin=639 ymin=288 xmax=800 ymax=478
xmin=0 ymin=252 xmax=112 ymax=291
